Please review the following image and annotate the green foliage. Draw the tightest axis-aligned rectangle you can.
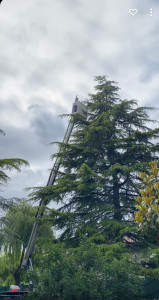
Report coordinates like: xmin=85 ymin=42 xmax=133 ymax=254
xmin=0 ymin=253 xmax=18 ymax=285
xmin=0 ymin=158 xmax=29 ymax=186
xmin=135 ymin=161 xmax=159 ymax=242
xmin=0 ymin=128 xmax=31 ymax=284
xmin=25 ymin=238 xmax=143 ymax=300
xmin=0 ymin=200 xmax=54 ymax=285
xmin=8 ymin=78 xmax=159 ymax=298
xmin=1 ymin=201 xmax=37 ymax=251
xmin=31 ymin=76 xmax=159 ymax=242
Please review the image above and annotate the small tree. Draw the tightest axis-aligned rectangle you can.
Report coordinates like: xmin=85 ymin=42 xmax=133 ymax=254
xmin=0 ymin=200 xmax=54 ymax=285
xmin=135 ymin=161 xmax=159 ymax=242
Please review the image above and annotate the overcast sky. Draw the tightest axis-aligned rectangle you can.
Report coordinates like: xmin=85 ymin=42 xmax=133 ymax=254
xmin=0 ymin=0 xmax=159 ymax=200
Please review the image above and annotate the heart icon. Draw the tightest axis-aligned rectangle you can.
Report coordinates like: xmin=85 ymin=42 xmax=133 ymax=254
xmin=129 ymin=9 xmax=138 ymax=16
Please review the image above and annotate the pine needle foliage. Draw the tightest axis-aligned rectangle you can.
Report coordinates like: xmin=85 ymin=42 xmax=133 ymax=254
xmin=32 ymin=76 xmax=159 ymax=243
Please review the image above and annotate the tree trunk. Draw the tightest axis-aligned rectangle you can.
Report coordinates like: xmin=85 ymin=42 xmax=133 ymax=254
xmin=113 ymin=171 xmax=121 ymax=220
xmin=13 ymin=269 xmax=20 ymax=285
xmin=13 ymin=245 xmax=25 ymax=285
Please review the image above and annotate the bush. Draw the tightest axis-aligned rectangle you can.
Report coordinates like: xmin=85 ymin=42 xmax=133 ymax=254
xmin=25 ymin=239 xmax=143 ymax=300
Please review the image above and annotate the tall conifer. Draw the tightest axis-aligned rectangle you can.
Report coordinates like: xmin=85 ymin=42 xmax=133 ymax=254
xmin=35 ymin=76 xmax=159 ymax=242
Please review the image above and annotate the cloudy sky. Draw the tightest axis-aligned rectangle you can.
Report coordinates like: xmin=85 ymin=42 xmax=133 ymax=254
xmin=0 ymin=0 xmax=159 ymax=199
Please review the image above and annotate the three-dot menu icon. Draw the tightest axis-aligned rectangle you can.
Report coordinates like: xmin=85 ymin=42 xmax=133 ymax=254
xmin=129 ymin=8 xmax=153 ymax=17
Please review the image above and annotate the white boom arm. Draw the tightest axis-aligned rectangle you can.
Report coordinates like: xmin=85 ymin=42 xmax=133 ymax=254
xmin=21 ymin=97 xmax=87 ymax=269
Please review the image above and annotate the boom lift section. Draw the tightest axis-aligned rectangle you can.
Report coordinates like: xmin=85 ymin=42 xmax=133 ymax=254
xmin=21 ymin=97 xmax=87 ymax=269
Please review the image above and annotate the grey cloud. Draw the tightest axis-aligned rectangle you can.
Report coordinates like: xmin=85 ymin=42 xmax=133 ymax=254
xmin=27 ymin=71 xmax=47 ymax=87
xmin=28 ymin=103 xmax=65 ymax=144
xmin=0 ymin=98 xmax=21 ymax=116
xmin=140 ymin=60 xmax=159 ymax=83
xmin=1 ymin=168 xmax=48 ymax=199
xmin=0 ymin=59 xmax=18 ymax=77
xmin=1 ymin=0 xmax=159 ymax=200
xmin=0 ymin=120 xmax=64 ymax=199
xmin=0 ymin=125 xmax=45 ymax=163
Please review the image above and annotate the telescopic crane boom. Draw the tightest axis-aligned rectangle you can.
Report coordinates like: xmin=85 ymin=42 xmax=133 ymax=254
xmin=21 ymin=97 xmax=87 ymax=269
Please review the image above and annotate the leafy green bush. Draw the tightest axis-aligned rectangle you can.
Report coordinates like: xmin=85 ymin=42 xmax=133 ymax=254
xmin=25 ymin=239 xmax=143 ymax=300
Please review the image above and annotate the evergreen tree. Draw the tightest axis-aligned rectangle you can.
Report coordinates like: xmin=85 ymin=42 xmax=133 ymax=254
xmin=33 ymin=76 xmax=159 ymax=243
